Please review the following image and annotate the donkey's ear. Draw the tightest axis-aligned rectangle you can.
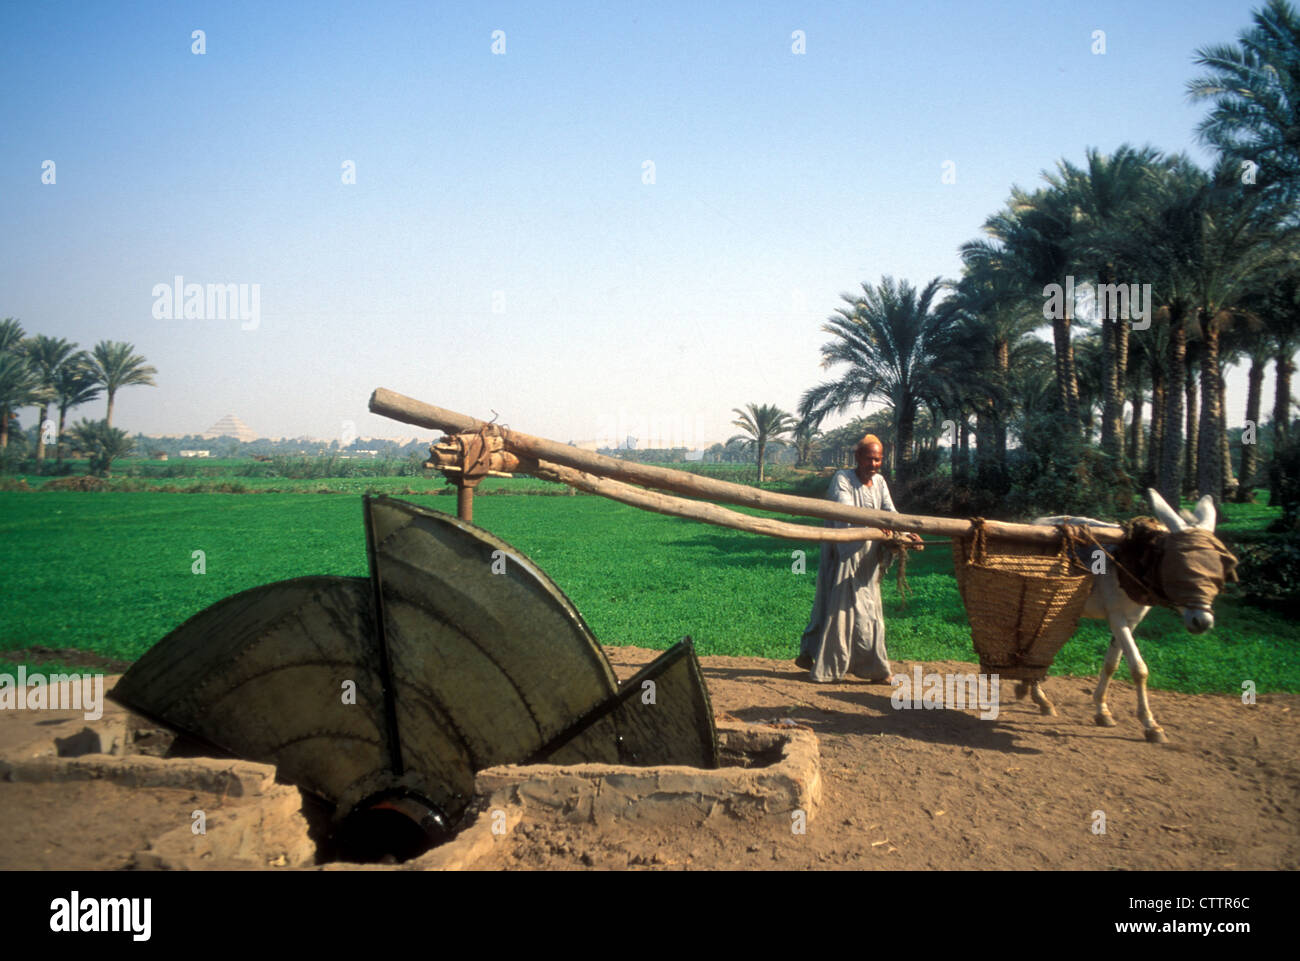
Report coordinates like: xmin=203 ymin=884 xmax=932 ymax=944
xmin=1193 ymin=494 xmax=1217 ymax=531
xmin=1147 ymin=488 xmax=1183 ymax=531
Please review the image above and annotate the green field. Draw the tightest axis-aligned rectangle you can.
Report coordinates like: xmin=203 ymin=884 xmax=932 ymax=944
xmin=5 ymin=471 xmax=561 ymax=495
xmin=5 ymin=457 xmax=816 ymax=495
xmin=1 ymin=491 xmax=1295 ymax=693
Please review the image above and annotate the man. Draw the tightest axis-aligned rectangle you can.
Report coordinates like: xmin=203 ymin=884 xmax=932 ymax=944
xmin=795 ymin=434 xmax=919 ymax=682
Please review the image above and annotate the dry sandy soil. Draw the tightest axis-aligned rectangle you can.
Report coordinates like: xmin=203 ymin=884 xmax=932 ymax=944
xmin=1 ymin=647 xmax=1296 ymax=870
xmin=478 ymin=648 xmax=1299 ymax=870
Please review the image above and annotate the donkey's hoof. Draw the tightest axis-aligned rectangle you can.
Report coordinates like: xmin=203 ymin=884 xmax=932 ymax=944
xmin=1145 ymin=727 xmax=1168 ymax=744
xmin=1039 ymin=705 xmax=1057 ymax=717
xmin=1095 ymin=713 xmax=1116 ymax=727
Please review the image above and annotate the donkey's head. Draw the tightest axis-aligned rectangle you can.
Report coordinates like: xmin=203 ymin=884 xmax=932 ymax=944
xmin=1145 ymin=489 xmax=1238 ymax=634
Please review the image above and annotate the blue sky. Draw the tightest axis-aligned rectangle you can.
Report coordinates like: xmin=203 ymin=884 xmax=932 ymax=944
xmin=0 ymin=0 xmax=1277 ymax=446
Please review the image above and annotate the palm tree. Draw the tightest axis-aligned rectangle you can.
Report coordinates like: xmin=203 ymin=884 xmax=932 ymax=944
xmin=89 ymin=341 xmax=157 ymax=428
xmin=0 ymin=353 xmax=41 ymax=451
xmin=1248 ymin=262 xmax=1300 ymax=502
xmin=729 ymin=403 xmax=797 ymax=483
xmin=1047 ymin=144 xmax=1165 ymax=469
xmin=0 ymin=319 xmax=31 ymax=451
xmin=1190 ymin=165 xmax=1297 ymax=501
xmin=1188 ymin=0 xmax=1300 ymax=204
xmin=1072 ymin=331 xmax=1106 ymax=442
xmin=1125 ymin=328 xmax=1156 ymax=475
xmin=1185 ymin=340 xmax=1203 ymax=498
xmin=1243 ymin=335 xmax=1271 ymax=493
xmin=1119 ymin=155 xmax=1297 ymax=502
xmin=721 ymin=436 xmax=751 ymax=464
xmin=963 ymin=188 xmax=1081 ymax=428
xmin=52 ymin=355 xmax=103 ymax=464
xmin=1117 ymin=156 xmax=1214 ymax=503
xmin=938 ymin=257 xmax=1045 ymax=488
xmin=791 ymin=420 xmax=823 ymax=467
xmin=66 ymin=418 xmax=135 ymax=477
xmin=0 ymin=318 xmax=24 ymax=355
xmin=23 ymin=335 xmax=77 ymax=463
xmin=798 ymin=276 xmax=948 ymax=488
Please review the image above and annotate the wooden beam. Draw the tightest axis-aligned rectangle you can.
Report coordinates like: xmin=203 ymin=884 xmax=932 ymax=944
xmin=522 ymin=456 xmax=896 ymax=543
xmin=369 ymin=388 xmax=1123 ymax=544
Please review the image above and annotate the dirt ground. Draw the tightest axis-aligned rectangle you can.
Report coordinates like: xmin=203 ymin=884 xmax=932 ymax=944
xmin=478 ymin=648 xmax=1300 ymax=871
xmin=1 ymin=647 xmax=1296 ymax=870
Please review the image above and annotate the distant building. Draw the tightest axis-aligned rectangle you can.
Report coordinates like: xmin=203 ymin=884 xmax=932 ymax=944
xmin=149 ymin=450 xmax=169 ymax=461
xmin=201 ymin=414 xmax=258 ymax=443
xmin=179 ymin=450 xmax=211 ymax=458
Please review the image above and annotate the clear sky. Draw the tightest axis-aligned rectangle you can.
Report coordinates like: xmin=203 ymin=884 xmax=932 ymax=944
xmin=0 ymin=0 xmax=1279 ymax=447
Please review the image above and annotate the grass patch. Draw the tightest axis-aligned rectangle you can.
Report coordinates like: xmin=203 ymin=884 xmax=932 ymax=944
xmin=0 ymin=492 xmax=1294 ymax=693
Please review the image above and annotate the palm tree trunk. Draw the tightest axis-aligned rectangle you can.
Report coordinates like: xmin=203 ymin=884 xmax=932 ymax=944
xmin=1272 ymin=342 xmax=1295 ymax=506
xmin=1196 ymin=322 xmax=1223 ymax=502
xmin=1216 ymin=358 xmax=1235 ymax=500
xmin=1148 ymin=357 xmax=1165 ymax=489
xmin=34 ymin=403 xmax=49 ymax=462
xmin=57 ymin=406 xmax=68 ymax=465
xmin=1128 ymin=390 xmax=1143 ymax=472
xmin=1053 ymin=317 xmax=1080 ymax=428
xmin=1221 ymin=389 xmax=1236 ymax=499
xmin=1158 ymin=317 xmax=1185 ymax=505
xmin=0 ymin=407 xmax=9 ymax=450
xmin=957 ymin=416 xmax=969 ymax=484
xmin=995 ymin=340 xmax=1009 ymax=483
xmin=1240 ymin=354 xmax=1264 ymax=496
xmin=1184 ymin=357 xmax=1199 ymax=498
xmin=757 ymin=439 xmax=766 ymax=484
xmin=106 ymin=390 xmax=116 ymax=430
xmin=1116 ymin=309 xmax=1130 ymax=420
xmin=896 ymin=401 xmax=916 ymax=489
xmin=1101 ymin=315 xmax=1124 ymax=465
xmin=1066 ymin=337 xmax=1081 ymax=428
xmin=974 ymin=409 xmax=995 ymax=491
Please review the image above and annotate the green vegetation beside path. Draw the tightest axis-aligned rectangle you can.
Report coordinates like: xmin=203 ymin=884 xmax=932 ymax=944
xmin=1 ymin=491 xmax=1294 ymax=694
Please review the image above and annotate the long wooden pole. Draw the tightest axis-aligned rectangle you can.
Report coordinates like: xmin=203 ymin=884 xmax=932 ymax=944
xmin=427 ymin=441 xmax=890 ymax=541
xmin=525 ymin=457 xmax=896 ymax=542
xmin=369 ymin=388 xmax=1124 ymax=544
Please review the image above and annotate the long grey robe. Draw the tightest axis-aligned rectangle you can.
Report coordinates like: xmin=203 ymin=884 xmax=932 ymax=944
xmin=798 ymin=469 xmax=897 ymax=682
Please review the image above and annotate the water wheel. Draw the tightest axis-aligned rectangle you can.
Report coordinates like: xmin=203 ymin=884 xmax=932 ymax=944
xmin=109 ymin=496 xmax=717 ymax=861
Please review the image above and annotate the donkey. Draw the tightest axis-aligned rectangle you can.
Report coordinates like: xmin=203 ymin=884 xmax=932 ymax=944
xmin=1028 ymin=488 xmax=1238 ymax=743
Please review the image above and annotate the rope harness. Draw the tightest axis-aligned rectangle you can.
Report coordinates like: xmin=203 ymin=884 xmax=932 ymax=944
xmin=448 ymin=419 xmax=512 ymax=486
xmin=1061 ymin=516 xmax=1238 ymax=611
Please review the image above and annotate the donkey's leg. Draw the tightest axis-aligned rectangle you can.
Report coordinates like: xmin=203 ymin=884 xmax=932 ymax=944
xmin=1109 ymin=615 xmax=1166 ymax=743
xmin=1093 ymin=637 xmax=1122 ymax=727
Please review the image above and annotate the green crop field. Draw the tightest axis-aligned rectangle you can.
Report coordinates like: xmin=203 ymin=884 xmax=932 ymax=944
xmin=1 ymin=490 xmax=1295 ymax=693
xmin=6 ymin=471 xmax=561 ymax=495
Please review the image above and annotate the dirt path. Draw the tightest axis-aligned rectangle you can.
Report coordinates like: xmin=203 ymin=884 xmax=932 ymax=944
xmin=480 ymin=648 xmax=1300 ymax=870
xmin=1 ymin=649 xmax=1295 ymax=870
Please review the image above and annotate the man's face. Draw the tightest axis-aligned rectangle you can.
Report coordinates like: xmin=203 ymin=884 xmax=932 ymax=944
xmin=856 ymin=442 xmax=883 ymax=475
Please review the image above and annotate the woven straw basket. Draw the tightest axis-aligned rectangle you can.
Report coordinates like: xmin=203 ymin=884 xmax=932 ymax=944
xmin=952 ymin=522 xmax=1092 ymax=682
